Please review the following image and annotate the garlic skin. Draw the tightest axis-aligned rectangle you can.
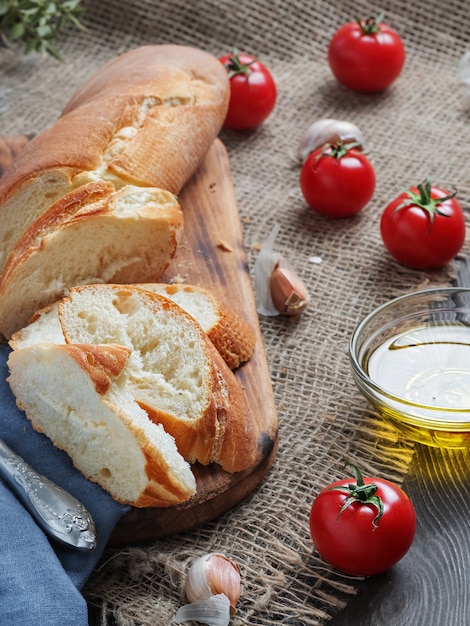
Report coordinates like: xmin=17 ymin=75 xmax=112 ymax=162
xmin=254 ymin=223 xmax=309 ymax=317
xmin=254 ymin=223 xmax=282 ymax=316
xmin=174 ymin=594 xmax=231 ymax=626
xmin=297 ymin=118 xmax=364 ymax=162
xmin=184 ymin=553 xmax=241 ymax=616
xmin=458 ymin=51 xmax=470 ymax=88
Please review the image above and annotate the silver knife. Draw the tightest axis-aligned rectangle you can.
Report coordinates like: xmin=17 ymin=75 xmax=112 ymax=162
xmin=0 ymin=438 xmax=97 ymax=551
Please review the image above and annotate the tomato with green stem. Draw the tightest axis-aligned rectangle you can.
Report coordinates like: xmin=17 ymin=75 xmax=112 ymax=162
xmin=300 ymin=141 xmax=375 ymax=218
xmin=380 ymin=179 xmax=466 ymax=269
xmin=309 ymin=464 xmax=416 ymax=576
xmin=219 ymin=51 xmax=277 ymax=130
xmin=328 ymin=16 xmax=406 ymax=92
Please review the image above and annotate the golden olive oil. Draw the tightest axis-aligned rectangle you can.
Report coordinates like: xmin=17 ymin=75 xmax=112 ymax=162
xmin=364 ymin=323 xmax=470 ymax=445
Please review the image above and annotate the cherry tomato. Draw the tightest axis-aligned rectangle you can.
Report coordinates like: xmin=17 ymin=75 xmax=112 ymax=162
xmin=328 ymin=16 xmax=406 ymax=92
xmin=310 ymin=464 xmax=416 ymax=577
xmin=299 ymin=141 xmax=375 ymax=218
xmin=219 ymin=51 xmax=277 ymax=130
xmin=380 ymin=179 xmax=466 ymax=269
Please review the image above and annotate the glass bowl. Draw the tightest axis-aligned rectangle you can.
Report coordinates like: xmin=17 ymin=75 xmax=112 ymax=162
xmin=349 ymin=287 xmax=470 ymax=448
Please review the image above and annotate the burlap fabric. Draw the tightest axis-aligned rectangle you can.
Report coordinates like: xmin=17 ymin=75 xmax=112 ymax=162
xmin=2 ymin=0 xmax=470 ymax=624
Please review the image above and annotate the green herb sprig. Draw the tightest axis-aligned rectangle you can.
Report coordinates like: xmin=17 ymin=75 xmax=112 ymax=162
xmin=0 ymin=0 xmax=86 ymax=60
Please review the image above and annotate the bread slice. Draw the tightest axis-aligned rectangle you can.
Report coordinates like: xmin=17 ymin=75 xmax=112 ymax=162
xmin=136 ymin=283 xmax=256 ymax=369
xmin=6 ymin=342 xmax=197 ymax=507
xmin=58 ymin=284 xmax=261 ymax=473
xmin=10 ymin=283 xmax=256 ymax=370
xmin=0 ymin=184 xmax=183 ymax=339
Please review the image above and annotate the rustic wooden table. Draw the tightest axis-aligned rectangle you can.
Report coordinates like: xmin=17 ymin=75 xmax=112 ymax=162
xmin=330 ymin=256 xmax=470 ymax=626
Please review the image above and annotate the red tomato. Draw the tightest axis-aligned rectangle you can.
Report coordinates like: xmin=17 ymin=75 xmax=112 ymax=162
xmin=299 ymin=142 xmax=375 ymax=218
xmin=380 ymin=180 xmax=466 ymax=269
xmin=219 ymin=51 xmax=276 ymax=130
xmin=310 ymin=464 xmax=416 ymax=576
xmin=328 ymin=16 xmax=406 ymax=92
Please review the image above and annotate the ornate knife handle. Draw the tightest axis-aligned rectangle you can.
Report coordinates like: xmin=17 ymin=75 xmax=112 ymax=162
xmin=0 ymin=438 xmax=97 ymax=551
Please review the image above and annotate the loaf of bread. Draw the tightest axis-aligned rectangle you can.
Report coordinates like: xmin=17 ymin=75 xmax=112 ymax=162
xmin=0 ymin=45 xmax=230 ymax=339
xmin=10 ymin=282 xmax=256 ymax=370
xmin=57 ymin=284 xmax=260 ymax=473
xmin=7 ymin=342 xmax=197 ymax=507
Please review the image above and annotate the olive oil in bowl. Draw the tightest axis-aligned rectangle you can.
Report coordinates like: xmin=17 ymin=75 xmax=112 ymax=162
xmin=366 ymin=323 xmax=470 ymax=415
xmin=349 ymin=288 xmax=470 ymax=448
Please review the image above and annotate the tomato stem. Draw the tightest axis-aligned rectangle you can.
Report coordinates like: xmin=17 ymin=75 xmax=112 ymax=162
xmin=318 ymin=140 xmax=362 ymax=160
xmin=357 ymin=14 xmax=384 ymax=35
xmin=329 ymin=463 xmax=384 ymax=529
xmin=393 ymin=178 xmax=456 ymax=229
xmin=223 ymin=49 xmax=255 ymax=79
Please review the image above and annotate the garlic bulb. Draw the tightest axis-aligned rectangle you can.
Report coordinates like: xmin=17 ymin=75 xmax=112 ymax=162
xmin=254 ymin=223 xmax=309 ymax=317
xmin=174 ymin=553 xmax=241 ymax=626
xmin=297 ymin=118 xmax=364 ymax=162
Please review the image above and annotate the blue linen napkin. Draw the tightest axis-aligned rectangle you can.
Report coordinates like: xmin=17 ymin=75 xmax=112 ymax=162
xmin=0 ymin=344 xmax=130 ymax=625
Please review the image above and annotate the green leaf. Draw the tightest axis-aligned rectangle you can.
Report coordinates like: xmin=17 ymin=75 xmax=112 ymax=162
xmin=37 ymin=23 xmax=54 ymax=37
xmin=9 ymin=20 xmax=26 ymax=40
xmin=45 ymin=39 xmax=63 ymax=61
xmin=25 ymin=36 xmax=41 ymax=53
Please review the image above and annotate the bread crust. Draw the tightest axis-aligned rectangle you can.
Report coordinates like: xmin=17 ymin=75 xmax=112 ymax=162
xmin=0 ymin=45 xmax=229 ymax=202
xmin=62 ymin=343 xmax=131 ymax=394
xmin=63 ymin=45 xmax=230 ymax=193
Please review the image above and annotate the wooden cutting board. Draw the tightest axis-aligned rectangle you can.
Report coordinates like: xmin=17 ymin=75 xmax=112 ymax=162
xmin=0 ymin=136 xmax=278 ymax=545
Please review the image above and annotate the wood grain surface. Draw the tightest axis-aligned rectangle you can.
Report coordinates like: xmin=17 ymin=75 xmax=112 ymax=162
xmin=329 ymin=257 xmax=470 ymax=626
xmin=0 ymin=135 xmax=278 ymax=546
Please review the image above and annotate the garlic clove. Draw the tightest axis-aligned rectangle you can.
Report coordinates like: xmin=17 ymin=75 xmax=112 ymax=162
xmin=270 ymin=260 xmax=310 ymax=316
xmin=297 ymin=118 xmax=364 ymax=161
xmin=184 ymin=553 xmax=241 ymax=617
xmin=174 ymin=593 xmax=231 ymax=626
xmin=254 ymin=223 xmax=310 ymax=317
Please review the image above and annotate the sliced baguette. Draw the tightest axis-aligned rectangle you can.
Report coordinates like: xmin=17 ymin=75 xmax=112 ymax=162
xmin=0 ymin=44 xmax=229 ymax=340
xmin=0 ymin=185 xmax=183 ymax=339
xmin=6 ymin=342 xmax=197 ymax=507
xmin=58 ymin=284 xmax=261 ymax=473
xmin=10 ymin=282 xmax=256 ymax=370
